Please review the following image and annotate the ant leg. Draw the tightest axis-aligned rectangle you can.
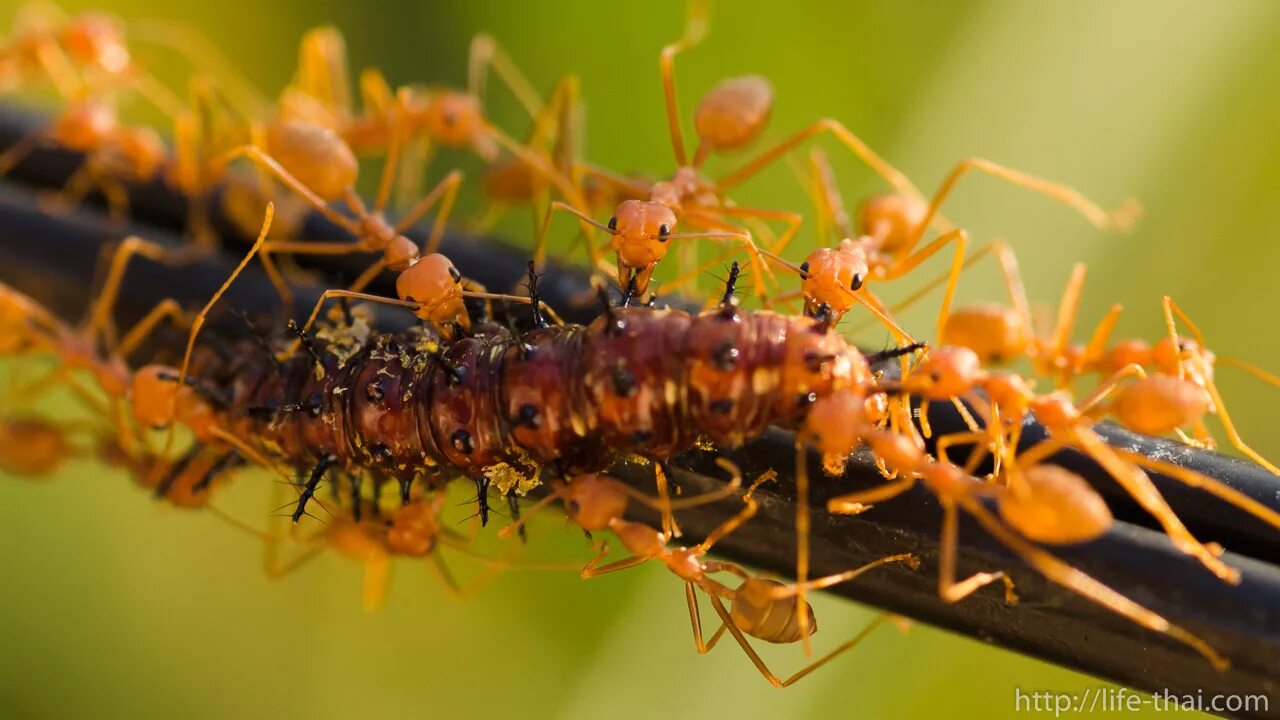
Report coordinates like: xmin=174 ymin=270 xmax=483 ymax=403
xmin=536 ymin=200 xmax=611 ymax=269
xmin=1045 ymin=263 xmax=1088 ymax=370
xmin=172 ymin=206 xmax=275 ymax=447
xmin=1077 ymin=303 xmax=1125 ymax=380
xmin=653 ymin=463 xmax=679 ymax=538
xmin=693 ymin=466 xmax=773 ymax=554
xmin=708 ymin=594 xmax=892 ymax=688
xmin=685 ymin=582 xmax=731 ymax=654
xmin=575 ymin=163 xmax=652 ymax=200
xmin=804 ymin=147 xmax=854 ymax=246
xmin=961 ymin=498 xmax=1227 ymax=670
xmin=659 ymin=0 xmax=712 ymax=166
xmin=0 ymin=125 xmax=45 ymax=175
xmin=1163 ymin=296 xmax=1280 ymax=475
xmin=717 ymin=118 xmax=920 ymax=200
xmin=1114 ymin=448 xmax=1280 ymax=533
xmin=132 ymin=19 xmax=269 ymax=118
xmin=373 ymin=101 xmax=408 ymax=214
xmin=897 ymin=157 xmax=1140 ymax=262
xmin=827 ymin=477 xmax=916 ymax=515
xmin=393 ymin=169 xmax=464 ymax=255
xmin=1070 ymin=429 xmax=1238 ymax=583
xmin=1078 ymin=362 xmax=1148 ymax=414
xmin=219 ymin=145 xmax=363 ymax=236
xmin=295 ymin=26 xmax=352 ymax=116
xmin=849 ymin=241 xmax=1001 ymax=336
xmin=468 ymin=33 xmax=544 ymax=120
xmin=853 ymin=288 xmax=917 ymax=347
xmin=82 ymin=236 xmax=173 ymax=350
xmin=579 ymin=548 xmax=649 ymax=579
xmin=938 ymin=500 xmax=1018 ymax=604
xmin=115 ymin=299 xmax=186 ymax=359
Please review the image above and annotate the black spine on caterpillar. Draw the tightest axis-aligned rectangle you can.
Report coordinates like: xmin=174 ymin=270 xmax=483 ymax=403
xmin=216 ymin=305 xmax=875 ymax=519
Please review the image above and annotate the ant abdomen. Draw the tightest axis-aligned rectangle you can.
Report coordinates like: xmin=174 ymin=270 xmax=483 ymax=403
xmin=940 ymin=304 xmax=1029 ymax=365
xmin=731 ymin=578 xmax=817 ymax=644
xmin=1108 ymin=374 xmax=1210 ymax=436
xmin=693 ymin=75 xmax=774 ymax=156
xmin=264 ymin=120 xmax=359 ymax=201
xmin=999 ymin=465 xmax=1113 ymax=545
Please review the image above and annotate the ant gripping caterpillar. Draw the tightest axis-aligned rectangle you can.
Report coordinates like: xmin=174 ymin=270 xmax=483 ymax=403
xmin=170 ymin=262 xmax=908 ymax=533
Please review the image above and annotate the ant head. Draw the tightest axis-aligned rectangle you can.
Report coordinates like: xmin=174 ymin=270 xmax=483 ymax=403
xmin=939 ymin=304 xmax=1028 ymax=365
xmin=386 ymin=498 xmax=442 ymax=556
xmin=395 ymin=253 xmax=467 ymax=327
xmin=563 ymin=474 xmax=629 ymax=532
xmin=693 ymin=75 xmax=774 ymax=156
xmin=130 ymin=364 xmax=193 ymax=430
xmin=858 ymin=193 xmax=927 ymax=253
xmin=60 ymin=12 xmax=129 ymax=74
xmin=0 ymin=417 xmax=69 ymax=477
xmin=51 ymin=100 xmax=117 ymax=152
xmin=422 ymin=91 xmax=493 ymax=157
xmin=907 ymin=346 xmax=983 ymax=399
xmin=803 ymin=390 xmax=866 ymax=457
xmin=799 ymin=245 xmax=865 ymax=318
xmin=609 ymin=199 xmax=677 ymax=270
xmin=999 ymin=464 xmax=1112 ymax=544
xmin=265 ymin=120 xmax=359 ymax=201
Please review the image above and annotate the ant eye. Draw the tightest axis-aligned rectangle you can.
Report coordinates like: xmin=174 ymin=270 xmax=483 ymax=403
xmin=658 ymin=224 xmax=670 ymax=241
xmin=930 ymin=371 xmax=942 ymax=382
xmin=448 ymin=266 xmax=462 ymax=283
xmin=567 ymin=499 xmax=581 ymax=516
xmin=607 ymin=216 xmax=618 ymax=231
xmin=850 ymin=274 xmax=864 ymax=291
xmin=799 ymin=261 xmax=810 ymax=276
xmin=442 ymin=112 xmax=456 ymax=126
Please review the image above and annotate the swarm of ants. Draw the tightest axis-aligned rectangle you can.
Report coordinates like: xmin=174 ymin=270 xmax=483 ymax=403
xmin=2 ymin=0 xmax=1278 ymax=687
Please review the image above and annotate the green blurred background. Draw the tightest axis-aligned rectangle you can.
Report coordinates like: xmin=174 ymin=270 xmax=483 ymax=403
xmin=6 ymin=0 xmax=1280 ymax=717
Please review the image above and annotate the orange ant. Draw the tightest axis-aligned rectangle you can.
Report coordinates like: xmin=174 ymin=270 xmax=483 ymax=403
xmin=770 ymin=144 xmax=1136 ymax=345
xmin=808 ymin=390 xmax=1229 ymax=669
xmin=897 ymin=345 xmax=1280 ymax=584
xmin=0 ymin=415 xmax=92 ymax=478
xmin=938 ymin=255 xmax=1280 ymax=475
xmin=264 ymin=493 xmax=510 ymax=611
xmin=500 ymin=462 xmax=917 ymax=687
xmin=216 ymin=89 xmax=585 ymax=309
xmin=537 ymin=0 xmax=924 ymax=302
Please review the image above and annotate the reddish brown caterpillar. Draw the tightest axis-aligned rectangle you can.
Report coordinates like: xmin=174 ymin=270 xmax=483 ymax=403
xmin=166 ymin=263 xmax=908 ymax=526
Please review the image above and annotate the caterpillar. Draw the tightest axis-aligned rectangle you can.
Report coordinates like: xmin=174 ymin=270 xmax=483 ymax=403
xmin=154 ymin=263 xmax=906 ymax=527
